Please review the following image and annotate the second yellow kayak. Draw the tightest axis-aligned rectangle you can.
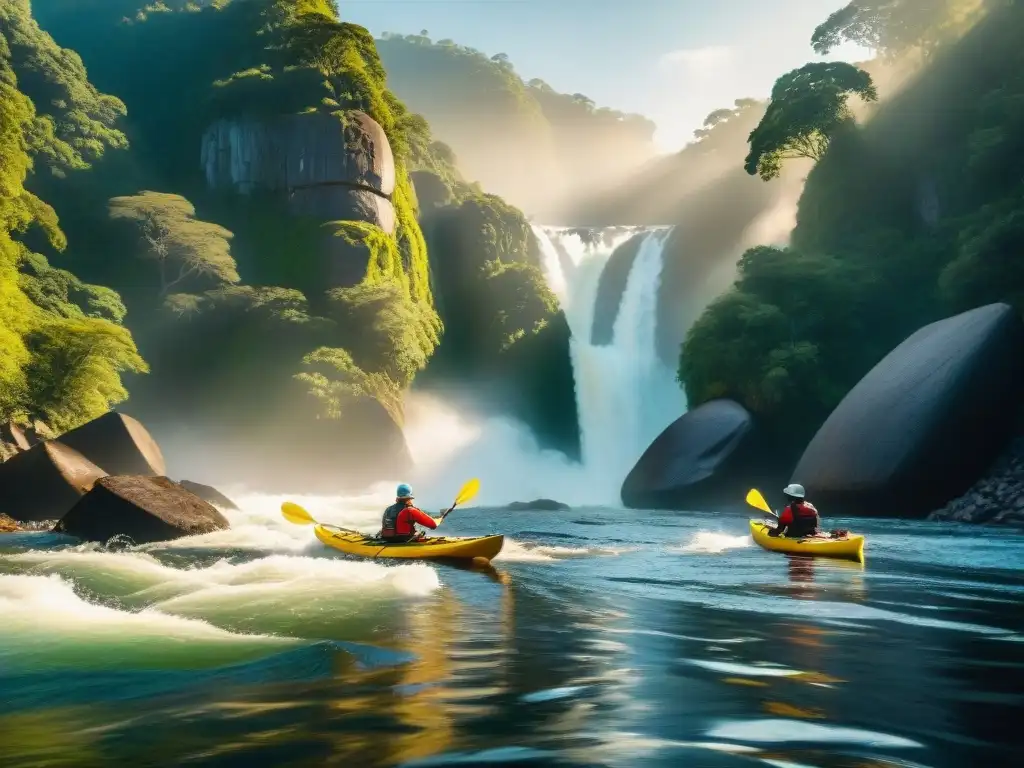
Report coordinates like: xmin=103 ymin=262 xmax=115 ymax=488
xmin=314 ymin=524 xmax=504 ymax=561
xmin=749 ymin=520 xmax=865 ymax=562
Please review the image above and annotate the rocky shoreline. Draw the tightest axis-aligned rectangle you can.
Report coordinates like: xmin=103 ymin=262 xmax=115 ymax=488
xmin=928 ymin=437 xmax=1024 ymax=527
xmin=0 ymin=411 xmax=234 ymax=543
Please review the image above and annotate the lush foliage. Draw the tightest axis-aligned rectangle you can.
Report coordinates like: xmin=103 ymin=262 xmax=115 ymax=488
xmin=419 ymin=191 xmax=578 ymax=455
xmin=19 ymin=0 xmax=574 ymax=472
xmin=811 ymin=0 xmax=987 ymax=59
xmin=108 ymin=192 xmax=239 ymax=295
xmin=745 ymin=62 xmax=878 ymax=181
xmin=680 ymin=0 xmax=1024 ymax=455
xmin=26 ymin=0 xmax=452 ymax=436
xmin=0 ymin=2 xmax=145 ymax=432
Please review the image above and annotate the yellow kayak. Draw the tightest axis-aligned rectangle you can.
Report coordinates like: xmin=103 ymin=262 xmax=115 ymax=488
xmin=749 ymin=520 xmax=865 ymax=562
xmin=314 ymin=524 xmax=504 ymax=562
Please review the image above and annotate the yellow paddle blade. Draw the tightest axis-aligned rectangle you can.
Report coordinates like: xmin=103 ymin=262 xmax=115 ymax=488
xmin=454 ymin=478 xmax=481 ymax=507
xmin=745 ymin=488 xmax=774 ymax=516
xmin=281 ymin=501 xmax=317 ymax=526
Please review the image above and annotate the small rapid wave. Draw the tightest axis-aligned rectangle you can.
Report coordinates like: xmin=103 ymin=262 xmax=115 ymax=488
xmin=0 ymin=573 xmax=293 ymax=672
xmin=0 ymin=491 xmax=444 ymax=672
xmin=495 ymin=538 xmax=630 ymax=562
xmin=676 ymin=531 xmax=751 ymax=554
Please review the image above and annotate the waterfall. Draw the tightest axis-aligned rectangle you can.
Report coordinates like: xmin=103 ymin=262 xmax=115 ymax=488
xmin=533 ymin=226 xmax=686 ymax=501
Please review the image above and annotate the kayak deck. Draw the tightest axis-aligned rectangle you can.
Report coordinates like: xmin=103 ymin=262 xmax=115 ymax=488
xmin=749 ymin=520 xmax=865 ymax=562
xmin=314 ymin=524 xmax=504 ymax=561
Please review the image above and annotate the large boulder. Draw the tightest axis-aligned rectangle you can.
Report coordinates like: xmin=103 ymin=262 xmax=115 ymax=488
xmin=0 ymin=513 xmax=20 ymax=532
xmin=201 ymin=110 xmax=396 ymax=230
xmin=622 ymin=399 xmax=770 ymax=510
xmin=57 ymin=411 xmax=166 ymax=477
xmin=0 ymin=441 xmax=107 ymax=522
xmin=793 ymin=303 xmax=1024 ymax=518
xmin=54 ymin=476 xmax=230 ymax=545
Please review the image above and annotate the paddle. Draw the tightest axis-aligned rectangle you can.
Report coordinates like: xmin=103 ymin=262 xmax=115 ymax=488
xmin=438 ymin=478 xmax=481 ymax=526
xmin=745 ymin=488 xmax=779 ymax=519
xmin=280 ymin=501 xmax=358 ymax=532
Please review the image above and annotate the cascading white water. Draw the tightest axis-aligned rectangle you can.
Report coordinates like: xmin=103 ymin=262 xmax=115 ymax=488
xmin=533 ymin=225 xmax=686 ymax=502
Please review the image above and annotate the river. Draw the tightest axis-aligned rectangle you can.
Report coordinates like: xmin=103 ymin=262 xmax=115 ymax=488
xmin=1 ymin=496 xmax=1022 ymax=767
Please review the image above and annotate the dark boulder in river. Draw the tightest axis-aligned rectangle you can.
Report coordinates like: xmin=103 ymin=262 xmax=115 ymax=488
xmin=55 ymin=476 xmax=230 ymax=544
xmin=793 ymin=303 xmax=1024 ymax=518
xmin=179 ymin=480 xmax=239 ymax=510
xmin=0 ymin=441 xmax=107 ymax=522
xmin=504 ymin=499 xmax=571 ymax=511
xmin=57 ymin=411 xmax=166 ymax=477
xmin=621 ymin=399 xmax=766 ymax=510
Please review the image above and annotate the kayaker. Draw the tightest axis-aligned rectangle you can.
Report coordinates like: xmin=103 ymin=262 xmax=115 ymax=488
xmin=769 ymin=483 xmax=823 ymax=538
xmin=380 ymin=484 xmax=441 ymax=542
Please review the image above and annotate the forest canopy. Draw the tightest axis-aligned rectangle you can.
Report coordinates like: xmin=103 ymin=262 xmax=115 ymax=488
xmin=678 ymin=0 xmax=1024 ymax=453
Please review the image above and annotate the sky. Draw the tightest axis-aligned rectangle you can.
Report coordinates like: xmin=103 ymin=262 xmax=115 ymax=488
xmin=342 ymin=0 xmax=869 ymax=152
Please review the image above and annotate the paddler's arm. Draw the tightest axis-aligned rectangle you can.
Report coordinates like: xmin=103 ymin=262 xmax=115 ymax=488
xmin=409 ymin=507 xmax=439 ymax=529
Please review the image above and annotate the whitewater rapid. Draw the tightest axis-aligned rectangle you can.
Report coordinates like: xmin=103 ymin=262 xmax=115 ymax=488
xmin=0 ymin=492 xmax=675 ymax=673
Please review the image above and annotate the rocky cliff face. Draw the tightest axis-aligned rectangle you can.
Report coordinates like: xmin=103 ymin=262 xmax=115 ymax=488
xmin=201 ymin=109 xmax=399 ymax=288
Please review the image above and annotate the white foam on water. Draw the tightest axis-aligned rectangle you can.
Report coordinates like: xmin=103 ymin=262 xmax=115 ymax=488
xmin=0 ymin=573 xmax=293 ymax=672
xmin=677 ymin=532 xmax=752 ymax=554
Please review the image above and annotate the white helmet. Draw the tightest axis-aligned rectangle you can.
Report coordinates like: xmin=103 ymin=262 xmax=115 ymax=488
xmin=783 ymin=483 xmax=806 ymax=499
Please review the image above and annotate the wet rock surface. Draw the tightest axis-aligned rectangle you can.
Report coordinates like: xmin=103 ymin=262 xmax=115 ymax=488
xmin=793 ymin=303 xmax=1024 ymax=518
xmin=55 ymin=475 xmax=230 ymax=545
xmin=929 ymin=437 xmax=1024 ymax=526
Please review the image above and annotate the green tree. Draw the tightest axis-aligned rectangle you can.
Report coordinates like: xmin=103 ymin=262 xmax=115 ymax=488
xmin=294 ymin=346 xmax=403 ymax=424
xmin=680 ymin=246 xmax=872 ymax=446
xmin=326 ymin=282 xmax=433 ymax=390
xmin=939 ymin=199 xmax=1024 ymax=311
xmin=811 ymin=0 xmax=986 ymax=59
xmin=22 ymin=316 xmax=147 ymax=431
xmin=0 ymin=0 xmax=128 ymax=176
xmin=745 ymin=62 xmax=878 ymax=180
xmin=108 ymin=192 xmax=240 ymax=295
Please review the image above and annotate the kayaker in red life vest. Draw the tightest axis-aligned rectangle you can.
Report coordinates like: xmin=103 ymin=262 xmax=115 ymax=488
xmin=768 ymin=483 xmax=823 ymax=538
xmin=380 ymin=484 xmax=441 ymax=543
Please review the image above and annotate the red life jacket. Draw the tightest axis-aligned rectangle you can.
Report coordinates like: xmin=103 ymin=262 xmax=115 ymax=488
xmin=781 ymin=500 xmax=820 ymax=536
xmin=381 ymin=501 xmax=436 ymax=539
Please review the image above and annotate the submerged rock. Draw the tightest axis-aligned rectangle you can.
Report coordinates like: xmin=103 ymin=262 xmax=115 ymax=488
xmin=622 ymin=399 xmax=769 ymax=510
xmin=57 ymin=411 xmax=166 ymax=477
xmin=504 ymin=499 xmax=571 ymax=512
xmin=179 ymin=480 xmax=239 ymax=510
xmin=55 ymin=476 xmax=230 ymax=544
xmin=794 ymin=303 xmax=1024 ymax=518
xmin=0 ymin=441 xmax=107 ymax=522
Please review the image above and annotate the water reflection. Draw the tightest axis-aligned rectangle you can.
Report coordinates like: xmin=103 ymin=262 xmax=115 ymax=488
xmin=0 ymin=507 xmax=1022 ymax=767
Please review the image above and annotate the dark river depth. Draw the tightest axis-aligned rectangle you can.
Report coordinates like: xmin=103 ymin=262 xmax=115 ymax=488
xmin=1 ymin=498 xmax=1022 ymax=767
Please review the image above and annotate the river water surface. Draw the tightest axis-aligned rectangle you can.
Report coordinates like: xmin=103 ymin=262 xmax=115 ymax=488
xmin=1 ymin=496 xmax=1022 ymax=767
